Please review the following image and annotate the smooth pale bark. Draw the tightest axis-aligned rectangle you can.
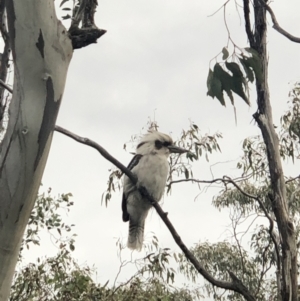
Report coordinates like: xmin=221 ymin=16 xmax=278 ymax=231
xmin=0 ymin=1 xmax=73 ymax=300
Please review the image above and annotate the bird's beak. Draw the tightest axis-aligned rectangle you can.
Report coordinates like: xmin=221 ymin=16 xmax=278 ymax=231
xmin=168 ymin=145 xmax=188 ymax=154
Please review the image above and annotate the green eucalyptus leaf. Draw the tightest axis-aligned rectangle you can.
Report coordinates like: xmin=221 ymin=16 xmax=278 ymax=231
xmin=214 ymin=63 xmax=234 ymax=105
xmin=231 ymin=76 xmax=250 ymax=105
xmin=206 ymin=68 xmax=214 ymax=91
xmin=207 ymin=68 xmax=225 ymax=106
xmin=244 ymin=48 xmax=263 ymax=83
xmin=239 ymin=57 xmax=255 ymax=83
xmin=222 ymin=47 xmax=229 ymax=60
xmin=225 ymin=62 xmax=243 ymax=77
xmin=247 ymin=56 xmax=263 ymax=84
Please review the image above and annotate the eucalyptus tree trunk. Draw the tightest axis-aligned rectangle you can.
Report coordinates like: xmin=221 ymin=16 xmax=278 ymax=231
xmin=247 ymin=1 xmax=298 ymax=300
xmin=0 ymin=1 xmax=73 ymax=300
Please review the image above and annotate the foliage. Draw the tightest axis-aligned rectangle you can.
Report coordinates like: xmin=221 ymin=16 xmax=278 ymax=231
xmin=12 ymin=250 xmax=200 ymax=301
xmin=173 ymin=82 xmax=300 ymax=301
xmin=279 ymin=83 xmax=300 ymax=161
xmin=19 ymin=189 xmax=75 ymax=261
xmin=11 ymin=190 xmax=202 ymax=301
xmin=11 ymin=251 xmax=99 ymax=301
xmin=207 ymin=47 xmax=262 ymax=107
xmin=177 ymin=241 xmax=277 ymax=301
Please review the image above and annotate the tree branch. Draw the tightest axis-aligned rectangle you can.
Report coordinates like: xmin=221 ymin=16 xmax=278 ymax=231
xmin=160 ymin=171 xmax=284 ymax=281
xmin=172 ymin=175 xmax=282 ymax=279
xmin=243 ymin=0 xmax=255 ymax=48
xmin=68 ymin=0 xmax=106 ymax=49
xmin=162 ymin=168 xmax=283 ymax=278
xmin=54 ymin=125 xmax=137 ymax=184
xmin=69 ymin=27 xmax=106 ymax=49
xmin=168 ymin=174 xmax=252 ymax=187
xmin=257 ymin=0 xmax=300 ymax=43
xmin=54 ymin=125 xmax=256 ymax=301
xmin=285 ymin=174 xmax=300 ymax=184
xmin=169 ymin=177 xmax=228 ymax=186
xmin=0 ymin=79 xmax=12 ymax=94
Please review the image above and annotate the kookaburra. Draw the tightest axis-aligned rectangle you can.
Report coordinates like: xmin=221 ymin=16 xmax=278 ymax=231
xmin=122 ymin=131 xmax=187 ymax=251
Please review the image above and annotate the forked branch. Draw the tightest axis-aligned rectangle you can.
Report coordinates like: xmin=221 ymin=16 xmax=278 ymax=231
xmin=258 ymin=0 xmax=300 ymax=43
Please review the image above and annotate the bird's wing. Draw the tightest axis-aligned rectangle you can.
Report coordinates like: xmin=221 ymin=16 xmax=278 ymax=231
xmin=122 ymin=154 xmax=143 ymax=222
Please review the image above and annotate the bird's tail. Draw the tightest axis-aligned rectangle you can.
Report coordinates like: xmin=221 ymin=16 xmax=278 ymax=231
xmin=127 ymin=219 xmax=145 ymax=251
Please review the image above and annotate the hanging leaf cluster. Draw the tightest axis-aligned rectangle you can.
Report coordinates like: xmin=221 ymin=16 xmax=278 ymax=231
xmin=207 ymin=47 xmax=262 ymax=107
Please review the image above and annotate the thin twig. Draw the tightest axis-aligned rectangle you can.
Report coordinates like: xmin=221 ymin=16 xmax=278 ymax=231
xmin=168 ymin=174 xmax=250 ymax=187
xmin=207 ymin=0 xmax=230 ymax=18
xmin=231 ymin=211 xmax=246 ymax=276
xmin=169 ymin=178 xmax=226 ymax=185
xmin=224 ymin=176 xmax=281 ymax=273
xmin=255 ymin=237 xmax=273 ymax=298
xmin=239 ymin=215 xmax=260 ymax=243
xmin=285 ymin=174 xmax=300 ymax=184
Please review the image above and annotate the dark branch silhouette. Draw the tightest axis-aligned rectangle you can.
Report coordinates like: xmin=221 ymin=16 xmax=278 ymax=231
xmin=258 ymin=0 xmax=300 ymax=43
xmin=243 ymin=0 xmax=255 ymax=48
xmin=68 ymin=0 xmax=106 ymax=49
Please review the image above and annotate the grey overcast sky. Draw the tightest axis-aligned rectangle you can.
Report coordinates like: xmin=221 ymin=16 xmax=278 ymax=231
xmin=22 ymin=0 xmax=300 ymax=294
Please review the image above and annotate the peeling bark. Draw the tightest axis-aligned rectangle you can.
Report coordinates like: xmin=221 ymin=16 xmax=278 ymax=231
xmin=0 ymin=1 xmax=73 ymax=300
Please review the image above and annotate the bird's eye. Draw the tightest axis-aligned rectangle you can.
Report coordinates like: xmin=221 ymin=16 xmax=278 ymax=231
xmin=155 ymin=140 xmax=171 ymax=149
xmin=155 ymin=140 xmax=162 ymax=149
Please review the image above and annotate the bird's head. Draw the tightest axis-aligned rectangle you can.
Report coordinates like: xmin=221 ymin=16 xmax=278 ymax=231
xmin=136 ymin=131 xmax=188 ymax=157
